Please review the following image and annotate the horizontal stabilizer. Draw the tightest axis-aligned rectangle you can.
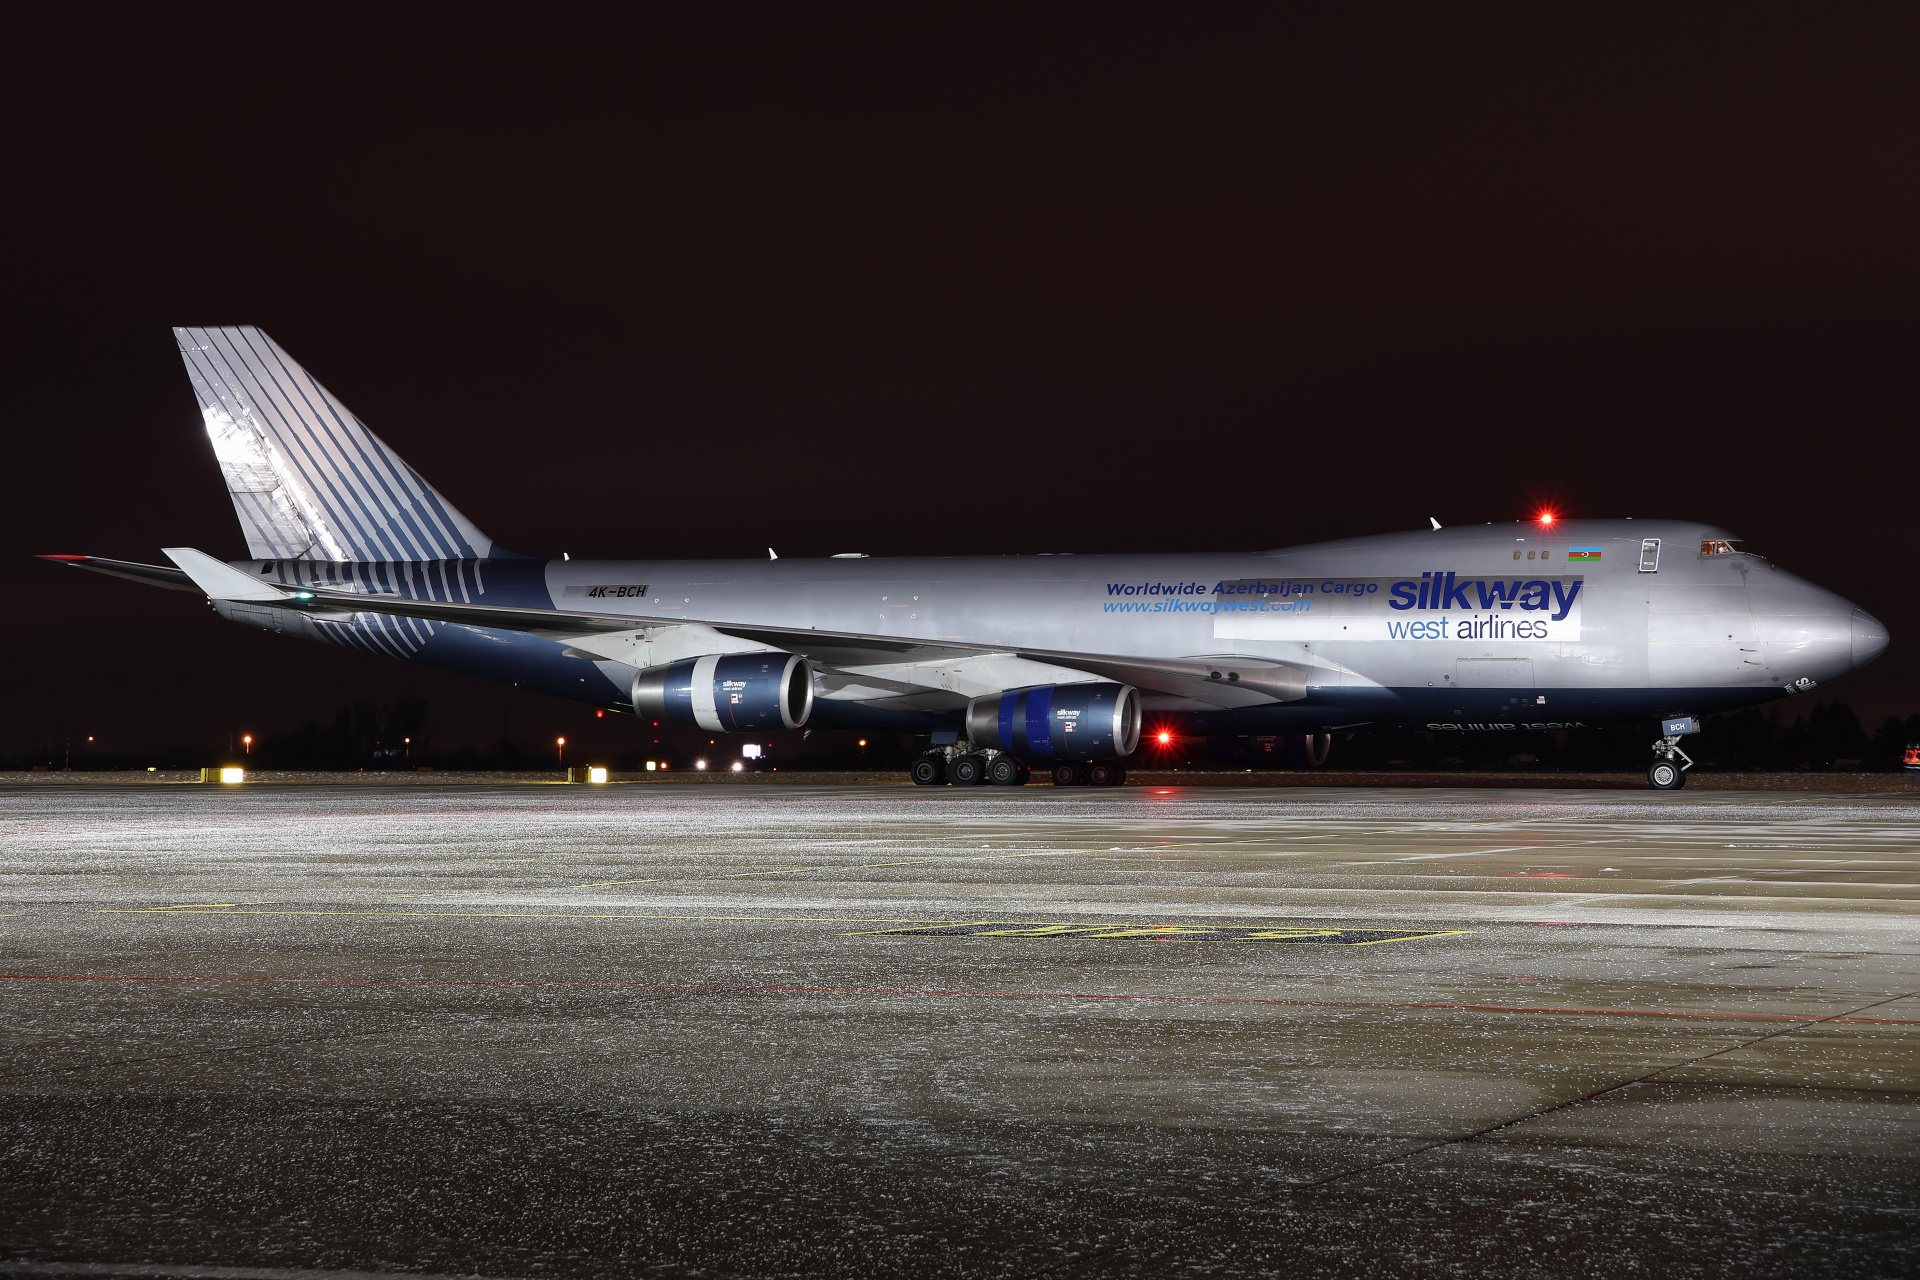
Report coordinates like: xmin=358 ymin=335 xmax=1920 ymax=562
xmin=162 ymin=547 xmax=290 ymax=602
xmin=38 ymin=555 xmax=196 ymax=592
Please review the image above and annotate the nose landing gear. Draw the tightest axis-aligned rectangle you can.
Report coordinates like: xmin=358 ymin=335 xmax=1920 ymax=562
xmin=1647 ymin=754 xmax=1687 ymax=789
xmin=1648 ymin=716 xmax=1699 ymax=790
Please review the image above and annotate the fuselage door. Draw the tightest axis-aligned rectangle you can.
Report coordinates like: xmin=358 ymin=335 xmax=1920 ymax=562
xmin=1638 ymin=538 xmax=1662 ymax=572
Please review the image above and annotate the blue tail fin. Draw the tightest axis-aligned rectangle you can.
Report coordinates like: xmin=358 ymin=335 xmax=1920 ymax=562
xmin=174 ymin=326 xmax=497 ymax=562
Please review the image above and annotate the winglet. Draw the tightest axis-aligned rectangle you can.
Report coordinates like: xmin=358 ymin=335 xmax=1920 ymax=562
xmin=161 ymin=548 xmax=290 ymax=602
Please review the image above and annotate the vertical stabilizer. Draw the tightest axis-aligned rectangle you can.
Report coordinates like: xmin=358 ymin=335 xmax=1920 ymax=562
xmin=174 ymin=326 xmax=496 ymax=562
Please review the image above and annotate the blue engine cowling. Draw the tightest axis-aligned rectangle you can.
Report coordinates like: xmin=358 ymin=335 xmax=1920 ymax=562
xmin=963 ymin=682 xmax=1142 ymax=760
xmin=631 ymin=653 xmax=814 ymax=731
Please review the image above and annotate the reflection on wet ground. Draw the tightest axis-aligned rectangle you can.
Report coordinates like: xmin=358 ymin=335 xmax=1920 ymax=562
xmin=0 ymin=784 xmax=1915 ymax=1277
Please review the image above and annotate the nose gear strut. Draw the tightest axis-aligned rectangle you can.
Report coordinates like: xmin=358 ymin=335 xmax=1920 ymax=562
xmin=1647 ymin=721 xmax=1696 ymax=790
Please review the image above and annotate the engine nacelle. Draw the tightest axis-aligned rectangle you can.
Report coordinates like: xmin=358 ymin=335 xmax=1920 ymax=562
xmin=632 ymin=653 xmax=814 ymax=732
xmin=964 ymin=682 xmax=1142 ymax=760
xmin=1276 ymin=733 xmax=1332 ymax=767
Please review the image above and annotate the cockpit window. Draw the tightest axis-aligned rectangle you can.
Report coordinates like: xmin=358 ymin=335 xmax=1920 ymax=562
xmin=1699 ymin=540 xmax=1749 ymax=555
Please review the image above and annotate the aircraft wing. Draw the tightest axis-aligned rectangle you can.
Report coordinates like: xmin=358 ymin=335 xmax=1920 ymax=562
xmin=75 ymin=549 xmax=1309 ymax=708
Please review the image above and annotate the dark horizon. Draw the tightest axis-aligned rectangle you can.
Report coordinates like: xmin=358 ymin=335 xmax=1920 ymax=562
xmin=5 ymin=10 xmax=1918 ymax=757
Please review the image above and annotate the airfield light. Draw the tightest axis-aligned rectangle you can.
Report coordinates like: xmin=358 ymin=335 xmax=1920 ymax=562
xmin=242 ymin=734 xmax=252 ymax=754
xmin=858 ymin=739 xmax=867 ymax=747
xmin=696 ymin=759 xmax=708 ymax=770
xmin=731 ymin=761 xmax=744 ymax=772
xmin=646 ymin=761 xmax=657 ymax=771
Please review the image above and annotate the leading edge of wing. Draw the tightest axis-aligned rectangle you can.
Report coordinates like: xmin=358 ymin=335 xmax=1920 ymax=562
xmin=155 ymin=549 xmax=1308 ymax=705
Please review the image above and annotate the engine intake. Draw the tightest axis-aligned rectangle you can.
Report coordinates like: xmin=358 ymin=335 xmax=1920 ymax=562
xmin=632 ymin=653 xmax=813 ymax=731
xmin=965 ymin=682 xmax=1142 ymax=760
xmin=1278 ymin=733 xmax=1331 ymax=767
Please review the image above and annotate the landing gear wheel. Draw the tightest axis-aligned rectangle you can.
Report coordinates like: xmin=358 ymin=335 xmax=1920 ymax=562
xmin=909 ymin=755 xmax=946 ymax=786
xmin=948 ymin=754 xmax=988 ymax=786
xmin=1051 ymin=762 xmax=1087 ymax=787
xmin=1087 ymin=761 xmax=1127 ymax=787
xmin=1647 ymin=759 xmax=1686 ymax=790
xmin=987 ymin=755 xmax=1027 ymax=785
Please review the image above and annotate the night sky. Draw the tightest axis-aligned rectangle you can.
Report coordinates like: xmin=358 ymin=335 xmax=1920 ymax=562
xmin=4 ymin=10 xmax=1918 ymax=763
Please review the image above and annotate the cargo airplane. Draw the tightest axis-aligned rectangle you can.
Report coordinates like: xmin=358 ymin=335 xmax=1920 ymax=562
xmin=43 ymin=327 xmax=1890 ymax=788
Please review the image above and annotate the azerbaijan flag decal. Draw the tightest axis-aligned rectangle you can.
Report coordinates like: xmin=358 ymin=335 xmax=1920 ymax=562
xmin=1567 ymin=547 xmax=1602 ymax=561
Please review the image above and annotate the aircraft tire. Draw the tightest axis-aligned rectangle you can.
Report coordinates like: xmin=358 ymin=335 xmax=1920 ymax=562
xmin=1050 ymin=762 xmax=1086 ymax=787
xmin=1087 ymin=761 xmax=1126 ymax=787
xmin=909 ymin=755 xmax=947 ymax=786
xmin=948 ymin=754 xmax=988 ymax=785
xmin=1647 ymin=759 xmax=1686 ymax=790
xmin=987 ymin=755 xmax=1027 ymax=785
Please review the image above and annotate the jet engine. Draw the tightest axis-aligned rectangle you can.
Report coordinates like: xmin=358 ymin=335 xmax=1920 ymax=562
xmin=964 ymin=682 xmax=1142 ymax=760
xmin=1276 ymin=733 xmax=1332 ymax=767
xmin=631 ymin=653 xmax=814 ymax=731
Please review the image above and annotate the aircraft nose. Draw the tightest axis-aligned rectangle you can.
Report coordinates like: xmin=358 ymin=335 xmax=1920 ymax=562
xmin=1852 ymin=608 xmax=1890 ymax=669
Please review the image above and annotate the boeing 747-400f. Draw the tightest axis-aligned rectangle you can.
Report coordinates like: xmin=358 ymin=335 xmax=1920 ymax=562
xmin=42 ymin=327 xmax=1890 ymax=788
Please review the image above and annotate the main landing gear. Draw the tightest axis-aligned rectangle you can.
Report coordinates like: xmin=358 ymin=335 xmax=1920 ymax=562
xmin=1053 ymin=760 xmax=1126 ymax=788
xmin=910 ymin=746 xmax=1031 ymax=786
xmin=908 ymin=746 xmax=1126 ymax=786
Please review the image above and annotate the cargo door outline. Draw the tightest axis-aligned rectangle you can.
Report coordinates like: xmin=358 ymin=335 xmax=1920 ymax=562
xmin=1455 ymin=657 xmax=1535 ymax=689
xmin=1647 ymin=584 xmax=1765 ymax=686
xmin=1450 ymin=657 xmax=1536 ymax=722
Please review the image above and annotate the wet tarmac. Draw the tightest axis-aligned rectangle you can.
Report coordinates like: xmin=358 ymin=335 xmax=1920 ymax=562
xmin=0 ymin=784 xmax=1915 ymax=1278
